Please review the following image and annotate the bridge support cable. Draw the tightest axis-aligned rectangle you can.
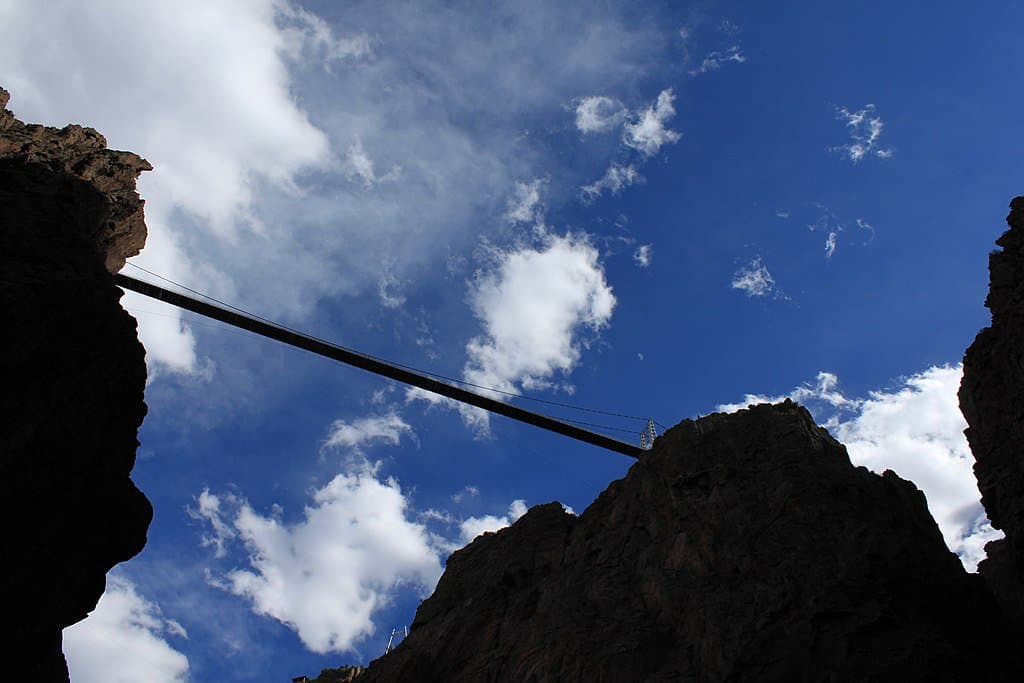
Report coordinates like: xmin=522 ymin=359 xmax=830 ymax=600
xmin=115 ymin=273 xmax=644 ymax=459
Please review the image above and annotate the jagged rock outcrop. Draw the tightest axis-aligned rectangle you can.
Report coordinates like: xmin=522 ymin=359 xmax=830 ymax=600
xmin=360 ymin=402 xmax=1012 ymax=682
xmin=960 ymin=196 xmax=1024 ymax=632
xmin=0 ymin=88 xmax=153 ymax=680
xmin=304 ymin=665 xmax=367 ymax=682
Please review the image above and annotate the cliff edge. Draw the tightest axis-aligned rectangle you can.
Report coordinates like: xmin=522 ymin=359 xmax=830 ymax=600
xmin=960 ymin=196 xmax=1024 ymax=632
xmin=359 ymin=402 xmax=1011 ymax=681
xmin=0 ymin=88 xmax=154 ymax=680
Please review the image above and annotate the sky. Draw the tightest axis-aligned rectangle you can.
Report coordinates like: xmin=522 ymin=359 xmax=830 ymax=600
xmin=2 ymin=1 xmax=1022 ymax=680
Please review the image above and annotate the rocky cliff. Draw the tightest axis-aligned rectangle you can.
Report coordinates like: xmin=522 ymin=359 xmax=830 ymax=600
xmin=359 ymin=401 xmax=1012 ymax=682
xmin=960 ymin=196 xmax=1024 ymax=632
xmin=0 ymin=88 xmax=153 ymax=680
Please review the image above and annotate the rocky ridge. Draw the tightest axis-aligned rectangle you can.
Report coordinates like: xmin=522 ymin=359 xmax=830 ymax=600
xmin=358 ymin=401 xmax=1013 ymax=682
xmin=0 ymin=88 xmax=153 ymax=680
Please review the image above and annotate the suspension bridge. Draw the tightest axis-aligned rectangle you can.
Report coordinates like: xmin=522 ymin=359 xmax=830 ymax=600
xmin=115 ymin=267 xmax=661 ymax=459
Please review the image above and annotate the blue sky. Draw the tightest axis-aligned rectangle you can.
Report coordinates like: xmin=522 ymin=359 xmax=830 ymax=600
xmin=2 ymin=1 xmax=1021 ymax=680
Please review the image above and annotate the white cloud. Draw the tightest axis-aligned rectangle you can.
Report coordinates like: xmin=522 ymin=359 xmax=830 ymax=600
xmin=456 ymin=232 xmax=615 ymax=430
xmin=689 ymin=45 xmax=746 ymax=75
xmin=856 ymin=218 xmax=876 ymax=244
xmin=64 ymin=576 xmax=189 ymax=683
xmin=717 ymin=365 xmax=1002 ymax=572
xmin=460 ymin=499 xmax=528 ymax=543
xmin=323 ymin=412 xmax=414 ymax=454
xmin=0 ymin=0 xmax=335 ymax=374
xmin=633 ymin=244 xmax=653 ymax=267
xmin=731 ymin=256 xmax=776 ymax=297
xmin=505 ymin=179 xmax=546 ymax=225
xmin=197 ymin=462 xmax=442 ymax=654
xmin=580 ymin=163 xmax=642 ymax=201
xmin=574 ymin=95 xmax=626 ymax=134
xmin=1 ymin=1 xmax=669 ymax=382
xmin=451 ymin=485 xmax=480 ymax=504
xmin=275 ymin=2 xmax=373 ymax=66
xmin=378 ymin=266 xmax=407 ymax=309
xmin=832 ymin=103 xmax=893 ymax=163
xmin=825 ymin=230 xmax=838 ymax=259
xmin=623 ymin=88 xmax=681 ymax=156
xmin=189 ymin=488 xmax=237 ymax=559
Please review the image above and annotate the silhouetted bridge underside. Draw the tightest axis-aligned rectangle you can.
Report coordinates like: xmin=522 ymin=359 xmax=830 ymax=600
xmin=115 ymin=273 xmax=645 ymax=459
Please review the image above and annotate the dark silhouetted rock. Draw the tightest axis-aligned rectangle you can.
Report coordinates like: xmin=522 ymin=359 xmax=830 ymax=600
xmin=0 ymin=88 xmax=153 ymax=680
xmin=359 ymin=402 xmax=1012 ymax=682
xmin=960 ymin=196 xmax=1024 ymax=632
xmin=305 ymin=665 xmax=366 ymax=682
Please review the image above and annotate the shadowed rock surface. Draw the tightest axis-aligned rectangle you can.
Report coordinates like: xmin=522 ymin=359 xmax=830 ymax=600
xmin=304 ymin=665 xmax=367 ymax=682
xmin=359 ymin=402 xmax=1012 ymax=682
xmin=960 ymin=196 xmax=1024 ymax=633
xmin=0 ymin=88 xmax=153 ymax=680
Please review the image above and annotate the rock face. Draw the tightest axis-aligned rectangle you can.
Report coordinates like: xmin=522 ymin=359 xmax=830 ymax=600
xmin=306 ymin=665 xmax=367 ymax=682
xmin=960 ymin=196 xmax=1024 ymax=631
xmin=0 ymin=88 xmax=153 ymax=679
xmin=361 ymin=402 xmax=1012 ymax=682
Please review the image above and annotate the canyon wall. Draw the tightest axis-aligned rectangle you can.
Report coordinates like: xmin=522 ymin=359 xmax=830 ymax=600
xmin=960 ymin=196 xmax=1024 ymax=634
xmin=0 ymin=88 xmax=153 ymax=680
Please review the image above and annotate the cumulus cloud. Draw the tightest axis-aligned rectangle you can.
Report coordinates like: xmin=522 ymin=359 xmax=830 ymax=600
xmin=581 ymin=163 xmax=642 ymax=201
xmin=455 ymin=232 xmax=615 ymax=428
xmin=574 ymin=95 xmax=627 ymax=134
xmin=460 ymin=499 xmax=529 ymax=543
xmin=633 ymin=244 xmax=653 ymax=267
xmin=731 ymin=256 xmax=776 ymax=297
xmin=832 ymin=103 xmax=893 ymax=163
xmin=689 ymin=45 xmax=746 ymax=76
xmin=717 ymin=365 xmax=1001 ymax=571
xmin=623 ymin=88 xmax=682 ymax=156
xmin=195 ymin=461 xmax=442 ymax=654
xmin=64 ymin=576 xmax=189 ymax=683
xmin=323 ymin=412 xmax=414 ymax=454
xmin=409 ymin=232 xmax=614 ymax=434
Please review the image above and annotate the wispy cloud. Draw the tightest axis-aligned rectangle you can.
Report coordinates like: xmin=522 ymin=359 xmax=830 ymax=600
xmin=505 ymin=178 xmax=546 ymax=225
xmin=824 ymin=231 xmax=838 ymax=259
xmin=573 ymin=95 xmax=627 ymax=134
xmin=1 ymin=1 xmax=669 ymax=381
xmin=832 ymin=103 xmax=893 ymax=163
xmin=689 ymin=45 xmax=746 ymax=75
xmin=322 ymin=412 xmax=414 ymax=455
xmin=731 ymin=256 xmax=777 ymax=297
xmin=623 ymin=88 xmax=682 ymax=156
xmin=633 ymin=244 xmax=653 ymax=267
xmin=580 ymin=163 xmax=642 ymax=201
xmin=717 ymin=364 xmax=1001 ymax=572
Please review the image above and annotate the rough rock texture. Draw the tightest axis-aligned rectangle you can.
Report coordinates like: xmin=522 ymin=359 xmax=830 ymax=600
xmin=959 ymin=196 xmax=1024 ymax=632
xmin=360 ymin=402 xmax=1012 ymax=682
xmin=306 ymin=665 xmax=367 ymax=682
xmin=0 ymin=88 xmax=153 ymax=680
